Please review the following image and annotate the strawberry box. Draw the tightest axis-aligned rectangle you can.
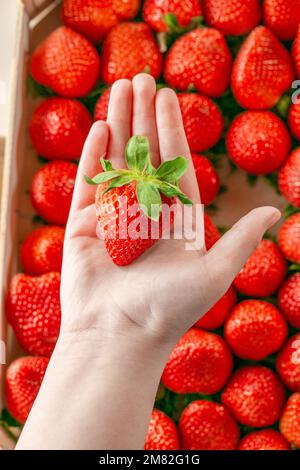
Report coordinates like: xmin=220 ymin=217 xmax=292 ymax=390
xmin=0 ymin=0 xmax=63 ymax=447
xmin=0 ymin=0 xmax=289 ymax=449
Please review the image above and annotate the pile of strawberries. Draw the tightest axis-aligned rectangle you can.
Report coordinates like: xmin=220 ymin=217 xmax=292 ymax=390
xmin=2 ymin=0 xmax=300 ymax=450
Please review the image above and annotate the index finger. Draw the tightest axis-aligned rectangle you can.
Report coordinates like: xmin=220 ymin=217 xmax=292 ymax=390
xmin=69 ymin=120 xmax=109 ymax=214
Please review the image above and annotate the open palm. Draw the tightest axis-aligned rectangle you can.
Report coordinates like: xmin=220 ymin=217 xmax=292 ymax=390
xmin=60 ymin=74 xmax=280 ymax=343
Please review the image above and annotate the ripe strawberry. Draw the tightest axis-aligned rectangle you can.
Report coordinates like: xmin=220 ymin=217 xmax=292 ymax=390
xmin=278 ymin=148 xmax=300 ymax=208
xmin=6 ymin=273 xmax=61 ymax=357
xmin=161 ymin=328 xmax=233 ymax=394
xmin=164 ymin=28 xmax=232 ymax=98
xmin=231 ymin=26 xmax=294 ymax=109
xmin=238 ymin=429 xmax=291 ymax=451
xmin=224 ymin=300 xmax=287 ymax=361
xmin=101 ymin=22 xmax=162 ymax=84
xmin=276 ymin=334 xmax=300 ymax=392
xmin=31 ymin=161 xmax=77 ymax=226
xmin=292 ymin=25 xmax=300 ymax=78
xmin=195 ymin=285 xmax=237 ymax=330
xmin=204 ymin=212 xmax=220 ymax=250
xmin=280 ymin=392 xmax=300 ymax=448
xmin=179 ymin=400 xmax=239 ymax=450
xmin=95 ymin=184 xmax=172 ymax=266
xmin=20 ymin=226 xmax=65 ymax=276
xmin=263 ymin=0 xmax=300 ymax=41
xmin=94 ymin=87 xmax=111 ymax=121
xmin=221 ymin=366 xmax=286 ymax=427
xmin=30 ymin=26 xmax=100 ymax=98
xmin=192 ymin=154 xmax=220 ymax=206
xmin=233 ymin=239 xmax=287 ymax=297
xmin=87 ymin=136 xmax=192 ymax=266
xmin=226 ymin=111 xmax=291 ymax=175
xmin=203 ymin=0 xmax=261 ymax=36
xmin=178 ymin=94 xmax=224 ymax=153
xmin=278 ymin=213 xmax=300 ymax=265
xmin=143 ymin=0 xmax=202 ymax=33
xmin=278 ymin=273 xmax=300 ymax=329
xmin=288 ymin=102 xmax=300 ymax=140
xmin=144 ymin=409 xmax=179 ymax=450
xmin=5 ymin=356 xmax=49 ymax=424
xmin=29 ymin=98 xmax=92 ymax=161
xmin=62 ymin=0 xmax=140 ymax=44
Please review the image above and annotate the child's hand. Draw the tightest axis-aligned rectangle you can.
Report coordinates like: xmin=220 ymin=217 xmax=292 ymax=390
xmin=61 ymin=73 xmax=280 ymax=349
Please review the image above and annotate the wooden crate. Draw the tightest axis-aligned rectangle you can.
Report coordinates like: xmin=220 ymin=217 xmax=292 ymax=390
xmin=0 ymin=0 xmax=62 ymax=410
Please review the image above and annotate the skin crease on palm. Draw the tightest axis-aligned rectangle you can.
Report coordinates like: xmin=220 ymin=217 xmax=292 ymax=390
xmin=16 ymin=74 xmax=281 ymax=450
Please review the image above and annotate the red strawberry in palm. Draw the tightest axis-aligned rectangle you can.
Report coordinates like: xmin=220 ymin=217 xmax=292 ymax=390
xmin=278 ymin=148 xmax=300 ymax=208
xmin=224 ymin=300 xmax=287 ymax=361
xmin=20 ymin=226 xmax=65 ymax=276
xmin=222 ymin=366 xmax=285 ymax=427
xmin=101 ymin=23 xmax=162 ymax=84
xmin=195 ymin=285 xmax=237 ymax=330
xmin=178 ymin=94 xmax=224 ymax=153
xmin=86 ymin=136 xmax=192 ymax=266
xmin=288 ymin=102 xmax=300 ymax=140
xmin=231 ymin=26 xmax=294 ymax=109
xmin=31 ymin=161 xmax=77 ymax=226
xmin=161 ymin=328 xmax=233 ymax=394
xmin=278 ymin=213 xmax=300 ymax=265
xmin=143 ymin=0 xmax=202 ymax=33
xmin=276 ymin=334 xmax=300 ymax=392
xmin=30 ymin=26 xmax=100 ymax=98
xmin=203 ymin=0 xmax=261 ymax=36
xmin=144 ymin=409 xmax=179 ymax=450
xmin=278 ymin=273 xmax=300 ymax=329
xmin=233 ymin=239 xmax=287 ymax=297
xmin=204 ymin=212 xmax=220 ymax=250
xmin=6 ymin=273 xmax=61 ymax=357
xmin=292 ymin=25 xmax=300 ymax=78
xmin=62 ymin=0 xmax=140 ymax=44
xmin=29 ymin=97 xmax=92 ymax=160
xmin=164 ymin=28 xmax=232 ymax=98
xmin=238 ymin=429 xmax=291 ymax=451
xmin=6 ymin=356 xmax=49 ymax=424
xmin=192 ymin=154 xmax=220 ymax=206
xmin=179 ymin=400 xmax=239 ymax=450
xmin=263 ymin=0 xmax=300 ymax=41
xmin=280 ymin=393 xmax=300 ymax=448
xmin=94 ymin=87 xmax=111 ymax=121
xmin=226 ymin=111 xmax=291 ymax=175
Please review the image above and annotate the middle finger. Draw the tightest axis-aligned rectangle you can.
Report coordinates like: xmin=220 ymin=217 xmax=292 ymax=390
xmin=132 ymin=73 xmax=160 ymax=167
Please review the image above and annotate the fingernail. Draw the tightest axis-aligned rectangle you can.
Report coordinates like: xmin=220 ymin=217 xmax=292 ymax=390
xmin=267 ymin=208 xmax=282 ymax=227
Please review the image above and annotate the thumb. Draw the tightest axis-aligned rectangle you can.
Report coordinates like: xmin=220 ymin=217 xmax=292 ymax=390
xmin=203 ymin=206 xmax=282 ymax=301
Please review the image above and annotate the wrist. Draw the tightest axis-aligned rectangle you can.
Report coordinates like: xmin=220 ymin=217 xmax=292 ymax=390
xmin=18 ymin=314 xmax=176 ymax=449
xmin=53 ymin=323 xmax=175 ymax=371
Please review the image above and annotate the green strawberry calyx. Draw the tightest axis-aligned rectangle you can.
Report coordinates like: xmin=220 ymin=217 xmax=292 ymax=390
xmin=157 ymin=14 xmax=203 ymax=52
xmin=85 ymin=135 xmax=193 ymax=221
xmin=164 ymin=13 xmax=203 ymax=35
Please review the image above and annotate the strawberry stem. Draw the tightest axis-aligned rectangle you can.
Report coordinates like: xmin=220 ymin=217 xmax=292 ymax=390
xmin=85 ymin=135 xmax=193 ymax=221
xmin=164 ymin=13 xmax=204 ymax=35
